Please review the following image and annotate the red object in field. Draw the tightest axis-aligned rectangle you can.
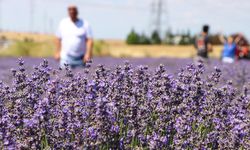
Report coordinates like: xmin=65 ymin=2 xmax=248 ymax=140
xmin=232 ymin=34 xmax=249 ymax=58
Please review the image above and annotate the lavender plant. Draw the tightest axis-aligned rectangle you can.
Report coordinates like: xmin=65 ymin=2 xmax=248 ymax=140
xmin=0 ymin=58 xmax=249 ymax=149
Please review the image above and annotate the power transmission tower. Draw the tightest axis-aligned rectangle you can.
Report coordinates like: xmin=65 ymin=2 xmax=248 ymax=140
xmin=150 ymin=0 xmax=168 ymax=36
xmin=156 ymin=0 xmax=162 ymax=34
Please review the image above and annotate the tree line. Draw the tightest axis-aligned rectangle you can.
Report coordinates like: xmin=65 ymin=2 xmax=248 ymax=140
xmin=126 ymin=29 xmax=222 ymax=45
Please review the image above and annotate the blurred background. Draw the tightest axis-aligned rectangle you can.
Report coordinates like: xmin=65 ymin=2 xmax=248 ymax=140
xmin=0 ymin=0 xmax=249 ymax=58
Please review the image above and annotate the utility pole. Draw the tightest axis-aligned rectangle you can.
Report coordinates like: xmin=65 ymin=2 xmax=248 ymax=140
xmin=150 ymin=0 xmax=169 ymax=36
xmin=30 ymin=0 xmax=34 ymax=32
xmin=156 ymin=0 xmax=162 ymax=34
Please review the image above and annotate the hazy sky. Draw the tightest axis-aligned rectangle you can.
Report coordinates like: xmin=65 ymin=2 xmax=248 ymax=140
xmin=0 ymin=0 xmax=250 ymax=39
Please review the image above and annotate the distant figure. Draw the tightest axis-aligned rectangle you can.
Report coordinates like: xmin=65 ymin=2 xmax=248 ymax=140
xmin=55 ymin=5 xmax=93 ymax=68
xmin=233 ymin=34 xmax=250 ymax=59
xmin=219 ymin=34 xmax=241 ymax=63
xmin=194 ymin=25 xmax=213 ymax=63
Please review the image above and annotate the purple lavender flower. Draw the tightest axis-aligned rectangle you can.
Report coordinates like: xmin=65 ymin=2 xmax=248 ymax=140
xmin=0 ymin=58 xmax=249 ymax=149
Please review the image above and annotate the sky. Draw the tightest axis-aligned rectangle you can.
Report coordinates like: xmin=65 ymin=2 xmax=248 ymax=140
xmin=0 ymin=0 xmax=250 ymax=40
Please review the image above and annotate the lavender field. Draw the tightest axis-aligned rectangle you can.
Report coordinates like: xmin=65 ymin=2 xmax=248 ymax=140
xmin=0 ymin=57 xmax=250 ymax=149
xmin=0 ymin=57 xmax=192 ymax=83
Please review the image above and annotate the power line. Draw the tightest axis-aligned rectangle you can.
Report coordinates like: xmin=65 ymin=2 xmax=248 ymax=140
xmin=53 ymin=0 xmax=148 ymax=12
xmin=156 ymin=0 xmax=163 ymax=34
xmin=150 ymin=0 xmax=169 ymax=35
xmin=0 ymin=0 xmax=154 ymax=34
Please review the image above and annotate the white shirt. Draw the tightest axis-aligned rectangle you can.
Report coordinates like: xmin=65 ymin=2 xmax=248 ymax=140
xmin=56 ymin=18 xmax=93 ymax=59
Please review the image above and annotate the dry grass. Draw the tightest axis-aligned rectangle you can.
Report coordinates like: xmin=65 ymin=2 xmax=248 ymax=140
xmin=0 ymin=32 xmax=223 ymax=58
xmin=0 ymin=31 xmax=54 ymax=42
xmin=102 ymin=40 xmax=223 ymax=58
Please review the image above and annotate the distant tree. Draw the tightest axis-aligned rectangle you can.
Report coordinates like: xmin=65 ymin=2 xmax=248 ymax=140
xmin=151 ymin=30 xmax=162 ymax=44
xmin=23 ymin=37 xmax=34 ymax=43
xmin=209 ymin=34 xmax=222 ymax=45
xmin=187 ymin=29 xmax=191 ymax=38
xmin=190 ymin=35 xmax=196 ymax=45
xmin=179 ymin=36 xmax=189 ymax=45
xmin=164 ymin=28 xmax=174 ymax=45
xmin=126 ymin=29 xmax=140 ymax=45
xmin=139 ymin=33 xmax=151 ymax=45
xmin=179 ymin=30 xmax=192 ymax=45
xmin=0 ymin=35 xmax=6 ymax=41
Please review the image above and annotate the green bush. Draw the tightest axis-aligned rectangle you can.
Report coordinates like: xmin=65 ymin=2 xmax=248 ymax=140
xmin=164 ymin=29 xmax=174 ymax=45
xmin=179 ymin=36 xmax=192 ymax=45
xmin=126 ymin=29 xmax=140 ymax=44
xmin=139 ymin=33 xmax=151 ymax=45
xmin=151 ymin=30 xmax=162 ymax=44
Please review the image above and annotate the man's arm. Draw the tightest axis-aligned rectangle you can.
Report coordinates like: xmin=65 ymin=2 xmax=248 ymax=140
xmin=207 ymin=43 xmax=213 ymax=52
xmin=207 ymin=36 xmax=213 ymax=52
xmin=219 ymin=34 xmax=226 ymax=44
xmin=83 ymin=38 xmax=94 ymax=63
xmin=55 ymin=38 xmax=61 ymax=61
xmin=194 ymin=36 xmax=198 ymax=49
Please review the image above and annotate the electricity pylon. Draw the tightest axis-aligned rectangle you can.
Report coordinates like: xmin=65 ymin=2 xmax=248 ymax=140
xmin=150 ymin=0 xmax=169 ymax=36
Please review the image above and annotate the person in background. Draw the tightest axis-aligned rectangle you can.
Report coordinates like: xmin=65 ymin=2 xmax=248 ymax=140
xmin=219 ymin=34 xmax=241 ymax=63
xmin=234 ymin=34 xmax=249 ymax=59
xmin=194 ymin=25 xmax=213 ymax=63
xmin=55 ymin=5 xmax=94 ymax=68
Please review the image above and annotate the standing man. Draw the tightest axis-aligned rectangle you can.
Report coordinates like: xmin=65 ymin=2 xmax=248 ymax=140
xmin=55 ymin=5 xmax=93 ymax=68
xmin=194 ymin=25 xmax=213 ymax=63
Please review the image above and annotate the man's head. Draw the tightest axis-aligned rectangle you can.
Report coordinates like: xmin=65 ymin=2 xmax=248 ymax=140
xmin=68 ymin=5 xmax=78 ymax=22
xmin=202 ymin=25 xmax=209 ymax=34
